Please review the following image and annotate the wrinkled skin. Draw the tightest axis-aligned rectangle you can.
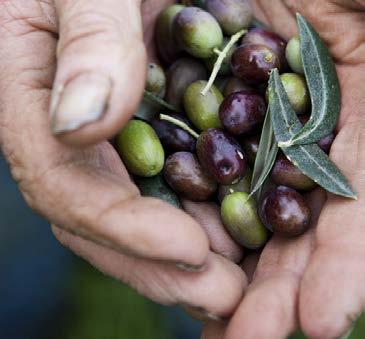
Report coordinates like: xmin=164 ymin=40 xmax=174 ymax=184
xmin=0 ymin=1 xmax=364 ymax=338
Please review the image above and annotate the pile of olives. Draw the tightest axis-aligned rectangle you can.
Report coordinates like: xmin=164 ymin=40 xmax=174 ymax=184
xmin=116 ymin=0 xmax=335 ymax=250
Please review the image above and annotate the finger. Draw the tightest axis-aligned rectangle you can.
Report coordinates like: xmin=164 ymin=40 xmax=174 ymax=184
xmin=51 ymin=0 xmax=146 ymax=145
xmin=52 ymin=225 xmax=247 ymax=318
xmin=182 ymin=200 xmax=244 ymax=263
xmin=0 ymin=6 xmax=209 ymax=267
xmin=224 ymin=189 xmax=325 ymax=339
xmin=300 ymin=120 xmax=365 ymax=339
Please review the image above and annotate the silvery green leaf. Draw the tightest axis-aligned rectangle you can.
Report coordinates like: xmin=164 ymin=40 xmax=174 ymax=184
xmin=269 ymin=69 xmax=356 ymax=199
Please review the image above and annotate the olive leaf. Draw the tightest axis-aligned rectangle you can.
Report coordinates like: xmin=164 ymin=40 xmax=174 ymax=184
xmin=280 ymin=13 xmax=341 ymax=147
xmin=134 ymin=91 xmax=181 ymax=122
xmin=134 ymin=174 xmax=182 ymax=209
xmin=250 ymin=108 xmax=279 ymax=200
xmin=269 ymin=69 xmax=356 ymax=199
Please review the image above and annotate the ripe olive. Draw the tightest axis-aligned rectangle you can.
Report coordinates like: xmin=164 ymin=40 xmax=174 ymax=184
xmin=242 ymin=28 xmax=287 ymax=69
xmin=240 ymin=134 xmax=260 ymax=166
xmin=197 ymin=128 xmax=247 ymax=185
xmin=270 ymin=153 xmax=317 ymax=191
xmin=219 ymin=90 xmax=267 ymax=135
xmin=260 ymin=186 xmax=311 ymax=237
xmin=231 ymin=44 xmax=280 ymax=85
xmin=164 ymin=152 xmax=217 ymax=201
xmin=165 ymin=57 xmax=207 ymax=108
xmin=151 ymin=113 xmax=196 ymax=153
xmin=223 ymin=77 xmax=253 ymax=97
xmin=205 ymin=0 xmax=253 ymax=35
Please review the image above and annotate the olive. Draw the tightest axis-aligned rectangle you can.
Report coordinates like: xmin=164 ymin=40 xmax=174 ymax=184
xmin=146 ymin=63 xmax=166 ymax=98
xmin=164 ymin=152 xmax=217 ymax=201
xmin=218 ymin=167 xmax=252 ymax=203
xmin=205 ymin=38 xmax=235 ymax=76
xmin=184 ymin=80 xmax=223 ymax=131
xmin=298 ymin=115 xmax=335 ymax=153
xmin=242 ymin=28 xmax=287 ymax=69
xmin=259 ymin=186 xmax=311 ymax=237
xmin=270 ymin=153 xmax=316 ymax=191
xmin=279 ymin=73 xmax=309 ymax=114
xmin=173 ymin=7 xmax=223 ymax=59
xmin=240 ymin=134 xmax=260 ymax=165
xmin=117 ymin=120 xmax=165 ymax=177
xmin=231 ymin=44 xmax=280 ymax=85
xmin=197 ymin=128 xmax=247 ymax=185
xmin=219 ymin=90 xmax=267 ymax=135
xmin=151 ymin=113 xmax=196 ymax=153
xmin=221 ymin=192 xmax=268 ymax=249
xmin=286 ymin=35 xmax=304 ymax=74
xmin=223 ymin=77 xmax=253 ymax=97
xmin=180 ymin=0 xmax=206 ymax=7
xmin=165 ymin=57 xmax=207 ymax=108
xmin=318 ymin=133 xmax=335 ymax=153
xmin=155 ymin=4 xmax=185 ymax=64
xmin=205 ymin=0 xmax=253 ymax=35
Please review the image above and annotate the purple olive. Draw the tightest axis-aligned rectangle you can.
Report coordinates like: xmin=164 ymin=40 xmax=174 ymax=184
xmin=164 ymin=152 xmax=217 ymax=201
xmin=242 ymin=28 xmax=287 ymax=70
xmin=240 ymin=134 xmax=260 ymax=165
xmin=197 ymin=128 xmax=247 ymax=185
xmin=231 ymin=44 xmax=280 ymax=85
xmin=260 ymin=186 xmax=311 ymax=237
xmin=219 ymin=90 xmax=267 ymax=135
xmin=298 ymin=115 xmax=335 ymax=153
xmin=270 ymin=153 xmax=316 ymax=191
xmin=223 ymin=77 xmax=253 ymax=97
xmin=151 ymin=113 xmax=196 ymax=153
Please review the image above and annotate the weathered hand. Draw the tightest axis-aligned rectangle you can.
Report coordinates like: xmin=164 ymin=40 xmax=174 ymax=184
xmin=0 ymin=0 xmax=247 ymax=318
xmin=202 ymin=1 xmax=365 ymax=338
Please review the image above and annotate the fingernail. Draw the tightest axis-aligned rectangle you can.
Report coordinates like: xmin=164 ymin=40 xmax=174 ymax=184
xmin=182 ymin=305 xmax=223 ymax=322
xmin=175 ymin=263 xmax=206 ymax=273
xmin=51 ymin=73 xmax=112 ymax=134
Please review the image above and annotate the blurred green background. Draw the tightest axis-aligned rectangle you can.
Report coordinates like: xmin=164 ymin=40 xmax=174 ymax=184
xmin=1 ymin=151 xmax=365 ymax=339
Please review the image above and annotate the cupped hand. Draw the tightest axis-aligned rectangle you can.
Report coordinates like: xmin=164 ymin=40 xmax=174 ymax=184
xmin=0 ymin=0 xmax=247 ymax=319
xmin=202 ymin=1 xmax=365 ymax=338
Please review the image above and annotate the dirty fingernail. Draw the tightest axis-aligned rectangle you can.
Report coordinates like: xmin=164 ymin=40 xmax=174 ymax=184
xmin=176 ymin=263 xmax=206 ymax=273
xmin=51 ymin=73 xmax=111 ymax=134
xmin=183 ymin=305 xmax=223 ymax=322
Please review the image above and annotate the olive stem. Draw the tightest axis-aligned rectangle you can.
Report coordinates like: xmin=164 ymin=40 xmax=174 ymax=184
xmin=144 ymin=90 xmax=180 ymax=112
xmin=201 ymin=29 xmax=247 ymax=96
xmin=160 ymin=114 xmax=200 ymax=139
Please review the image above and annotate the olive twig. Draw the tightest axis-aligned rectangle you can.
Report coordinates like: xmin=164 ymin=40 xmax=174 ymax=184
xmin=144 ymin=90 xmax=180 ymax=112
xmin=201 ymin=29 xmax=247 ymax=96
xmin=160 ymin=114 xmax=200 ymax=139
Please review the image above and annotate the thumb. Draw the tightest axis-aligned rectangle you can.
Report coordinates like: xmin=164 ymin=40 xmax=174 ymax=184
xmin=51 ymin=0 xmax=146 ymax=145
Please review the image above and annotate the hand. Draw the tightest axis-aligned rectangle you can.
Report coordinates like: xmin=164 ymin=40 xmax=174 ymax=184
xmin=202 ymin=1 xmax=365 ymax=338
xmin=0 ymin=0 xmax=247 ymax=318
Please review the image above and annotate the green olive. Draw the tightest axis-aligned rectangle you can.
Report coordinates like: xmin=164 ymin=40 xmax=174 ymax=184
xmin=174 ymin=7 xmax=223 ymax=59
xmin=266 ymin=73 xmax=309 ymax=114
xmin=117 ymin=120 xmax=165 ymax=177
xmin=221 ymin=192 xmax=268 ymax=249
xmin=218 ymin=168 xmax=252 ymax=203
xmin=155 ymin=4 xmax=185 ymax=64
xmin=205 ymin=38 xmax=235 ymax=76
xmin=286 ymin=35 xmax=304 ymax=74
xmin=146 ymin=63 xmax=166 ymax=98
xmin=184 ymin=80 xmax=223 ymax=131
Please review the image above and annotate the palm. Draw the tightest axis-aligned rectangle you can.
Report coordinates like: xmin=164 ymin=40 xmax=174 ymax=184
xmin=199 ymin=1 xmax=365 ymax=338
